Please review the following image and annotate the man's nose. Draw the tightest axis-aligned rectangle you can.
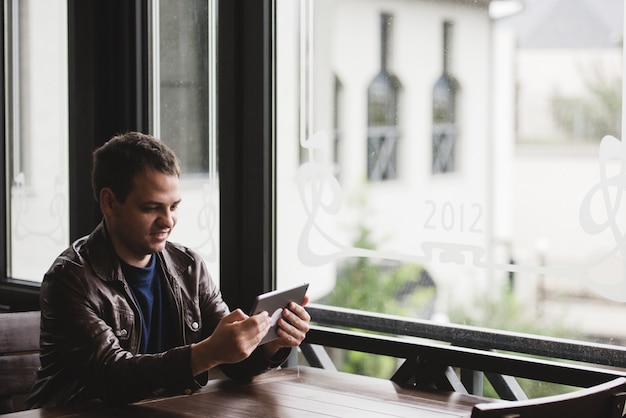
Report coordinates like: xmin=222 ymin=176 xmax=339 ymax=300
xmin=158 ymin=209 xmax=176 ymax=228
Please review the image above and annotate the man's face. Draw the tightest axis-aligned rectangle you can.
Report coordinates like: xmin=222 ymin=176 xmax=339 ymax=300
xmin=104 ymin=169 xmax=181 ymax=267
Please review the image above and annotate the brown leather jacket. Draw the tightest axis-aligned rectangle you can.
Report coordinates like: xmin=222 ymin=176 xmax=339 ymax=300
xmin=25 ymin=221 xmax=288 ymax=409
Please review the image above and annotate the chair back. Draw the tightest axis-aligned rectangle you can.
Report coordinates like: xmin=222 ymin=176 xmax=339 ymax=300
xmin=471 ymin=377 xmax=626 ymax=418
xmin=0 ymin=311 xmax=40 ymax=413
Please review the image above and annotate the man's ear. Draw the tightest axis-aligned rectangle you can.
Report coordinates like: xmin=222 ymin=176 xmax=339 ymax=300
xmin=99 ymin=188 xmax=116 ymax=217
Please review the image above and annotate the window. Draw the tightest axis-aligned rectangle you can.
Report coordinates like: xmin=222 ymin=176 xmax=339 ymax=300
xmin=432 ymin=20 xmax=459 ymax=174
xmin=153 ymin=0 xmax=219 ymax=281
xmin=1 ymin=0 xmax=219 ymax=292
xmin=5 ymin=0 xmax=69 ymax=282
xmin=276 ymin=0 xmax=625 ymax=362
xmin=0 ymin=0 xmax=623 ymax=394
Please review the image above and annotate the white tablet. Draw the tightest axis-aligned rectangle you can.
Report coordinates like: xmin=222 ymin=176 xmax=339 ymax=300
xmin=250 ymin=283 xmax=309 ymax=345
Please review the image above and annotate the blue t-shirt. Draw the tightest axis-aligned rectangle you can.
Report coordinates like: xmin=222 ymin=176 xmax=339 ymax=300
xmin=121 ymin=255 xmax=174 ymax=354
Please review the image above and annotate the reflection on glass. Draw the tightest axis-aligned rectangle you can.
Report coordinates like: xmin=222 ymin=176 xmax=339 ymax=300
xmin=158 ymin=0 xmax=210 ymax=174
xmin=155 ymin=0 xmax=219 ymax=280
xmin=277 ymin=0 xmax=624 ymax=357
xmin=8 ymin=0 xmax=69 ymax=281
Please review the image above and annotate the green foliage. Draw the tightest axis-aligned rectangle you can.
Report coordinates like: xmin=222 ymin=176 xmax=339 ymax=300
xmin=320 ymin=223 xmax=579 ymax=398
xmin=448 ymin=285 xmax=579 ymax=398
xmin=447 ymin=284 xmax=576 ymax=338
xmin=319 ymin=225 xmax=435 ymax=378
xmin=551 ymin=67 xmax=621 ymax=141
xmin=339 ymin=351 xmax=398 ymax=378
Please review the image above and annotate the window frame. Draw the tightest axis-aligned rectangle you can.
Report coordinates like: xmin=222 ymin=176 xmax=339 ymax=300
xmin=0 ymin=0 xmax=150 ymax=310
xmin=0 ymin=0 xmax=275 ymax=312
xmin=217 ymin=0 xmax=276 ymax=310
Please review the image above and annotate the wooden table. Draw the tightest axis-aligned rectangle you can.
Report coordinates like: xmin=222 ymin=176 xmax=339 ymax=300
xmin=3 ymin=366 xmax=486 ymax=417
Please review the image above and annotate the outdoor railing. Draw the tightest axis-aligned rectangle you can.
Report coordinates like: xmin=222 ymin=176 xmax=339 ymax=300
xmin=300 ymin=304 xmax=626 ymax=400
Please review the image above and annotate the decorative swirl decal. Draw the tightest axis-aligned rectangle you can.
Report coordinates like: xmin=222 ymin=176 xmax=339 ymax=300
xmin=191 ymin=180 xmax=219 ymax=262
xmin=12 ymin=173 xmax=66 ymax=245
xmin=297 ymin=131 xmax=626 ymax=302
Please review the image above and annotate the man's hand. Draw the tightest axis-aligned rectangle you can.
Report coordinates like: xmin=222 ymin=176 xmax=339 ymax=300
xmin=190 ymin=309 xmax=271 ymax=376
xmin=263 ymin=295 xmax=311 ymax=357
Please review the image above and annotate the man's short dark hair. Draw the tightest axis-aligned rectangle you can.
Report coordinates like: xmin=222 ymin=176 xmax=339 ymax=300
xmin=92 ymin=132 xmax=180 ymax=203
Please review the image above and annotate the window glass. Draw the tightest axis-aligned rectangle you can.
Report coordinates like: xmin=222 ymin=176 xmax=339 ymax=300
xmin=276 ymin=0 xmax=624 ymax=351
xmin=6 ymin=0 xmax=69 ymax=282
xmin=154 ymin=0 xmax=219 ymax=281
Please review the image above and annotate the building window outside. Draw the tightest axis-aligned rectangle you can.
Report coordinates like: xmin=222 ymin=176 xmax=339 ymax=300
xmin=333 ymin=74 xmax=343 ymax=180
xmin=367 ymin=12 xmax=401 ymax=181
xmin=276 ymin=0 xmax=625 ymax=369
xmin=6 ymin=0 xmax=69 ymax=282
xmin=432 ymin=20 xmax=460 ymax=174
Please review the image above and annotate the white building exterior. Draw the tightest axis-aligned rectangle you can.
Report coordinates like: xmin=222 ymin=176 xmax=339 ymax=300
xmin=277 ymin=0 xmax=512 ymax=316
xmin=277 ymin=0 xmax=626 ymax=342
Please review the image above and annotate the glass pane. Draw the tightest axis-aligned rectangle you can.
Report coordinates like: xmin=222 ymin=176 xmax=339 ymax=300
xmin=7 ymin=0 xmax=69 ymax=282
xmin=276 ymin=0 xmax=624 ymax=350
xmin=154 ymin=0 xmax=219 ymax=281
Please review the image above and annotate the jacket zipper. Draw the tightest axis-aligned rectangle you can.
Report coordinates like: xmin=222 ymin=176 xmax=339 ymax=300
xmin=121 ymin=279 xmax=143 ymax=355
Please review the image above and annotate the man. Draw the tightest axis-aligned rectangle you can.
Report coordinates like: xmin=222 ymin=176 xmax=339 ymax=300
xmin=26 ymin=132 xmax=310 ymax=408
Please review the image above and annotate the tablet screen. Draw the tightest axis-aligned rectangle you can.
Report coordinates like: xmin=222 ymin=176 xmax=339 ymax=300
xmin=250 ymin=283 xmax=309 ymax=345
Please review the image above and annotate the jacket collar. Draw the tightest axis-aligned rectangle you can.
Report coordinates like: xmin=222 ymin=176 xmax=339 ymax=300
xmin=82 ymin=220 xmax=194 ymax=284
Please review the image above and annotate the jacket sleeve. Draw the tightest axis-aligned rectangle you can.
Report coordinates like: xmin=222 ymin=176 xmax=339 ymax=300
xmin=193 ymin=257 xmax=291 ymax=381
xmin=218 ymin=347 xmax=291 ymax=381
